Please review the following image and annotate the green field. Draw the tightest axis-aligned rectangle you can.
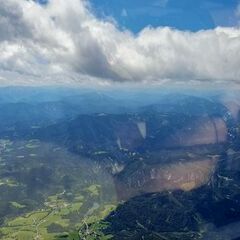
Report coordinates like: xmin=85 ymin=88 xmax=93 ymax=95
xmin=0 ymin=139 xmax=117 ymax=240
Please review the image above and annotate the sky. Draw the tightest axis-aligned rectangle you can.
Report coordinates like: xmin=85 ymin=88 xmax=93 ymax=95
xmin=0 ymin=0 xmax=240 ymax=86
xmin=90 ymin=0 xmax=239 ymax=32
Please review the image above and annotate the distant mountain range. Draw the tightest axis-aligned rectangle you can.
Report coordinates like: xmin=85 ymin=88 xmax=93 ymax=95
xmin=1 ymin=90 xmax=239 ymax=160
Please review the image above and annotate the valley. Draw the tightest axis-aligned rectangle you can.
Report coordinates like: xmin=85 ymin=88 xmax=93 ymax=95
xmin=0 ymin=88 xmax=240 ymax=239
xmin=0 ymin=138 xmax=117 ymax=239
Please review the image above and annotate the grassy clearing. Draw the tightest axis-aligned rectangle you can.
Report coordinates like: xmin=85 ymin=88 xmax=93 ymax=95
xmin=10 ymin=202 xmax=26 ymax=209
xmin=0 ymin=178 xmax=19 ymax=187
xmin=86 ymin=185 xmax=101 ymax=196
xmin=1 ymin=190 xmax=116 ymax=240
xmin=0 ymin=192 xmax=86 ymax=239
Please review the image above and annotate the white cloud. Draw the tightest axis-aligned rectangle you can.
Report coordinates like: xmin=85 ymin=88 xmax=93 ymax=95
xmin=0 ymin=0 xmax=240 ymax=86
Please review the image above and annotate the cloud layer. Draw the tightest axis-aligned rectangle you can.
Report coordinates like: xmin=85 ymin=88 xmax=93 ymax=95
xmin=0 ymin=0 xmax=240 ymax=86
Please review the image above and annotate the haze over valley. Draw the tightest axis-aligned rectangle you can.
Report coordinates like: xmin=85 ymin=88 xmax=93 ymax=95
xmin=0 ymin=87 xmax=240 ymax=239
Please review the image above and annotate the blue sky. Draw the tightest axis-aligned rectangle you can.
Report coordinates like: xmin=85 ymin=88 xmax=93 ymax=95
xmin=36 ymin=0 xmax=240 ymax=32
xmin=36 ymin=0 xmax=48 ymax=4
xmin=89 ymin=0 xmax=239 ymax=32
